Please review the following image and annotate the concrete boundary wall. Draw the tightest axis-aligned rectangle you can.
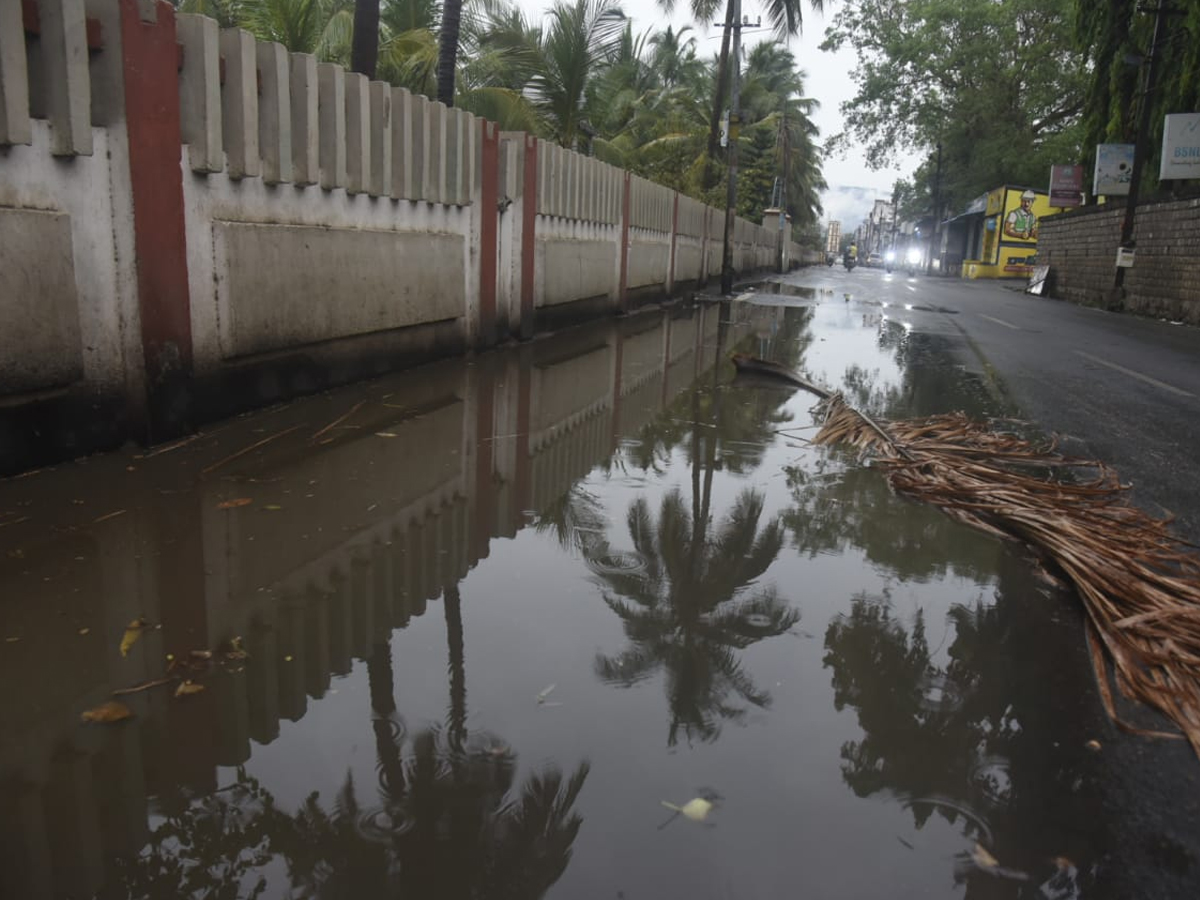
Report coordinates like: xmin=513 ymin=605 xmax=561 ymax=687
xmin=1038 ymin=197 xmax=1200 ymax=324
xmin=0 ymin=0 xmax=805 ymax=475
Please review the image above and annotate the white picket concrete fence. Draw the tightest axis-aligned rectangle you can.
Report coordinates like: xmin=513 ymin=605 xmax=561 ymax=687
xmin=0 ymin=0 xmax=806 ymax=474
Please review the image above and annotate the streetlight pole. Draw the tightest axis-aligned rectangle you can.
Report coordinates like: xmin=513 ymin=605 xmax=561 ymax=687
xmin=719 ymin=0 xmax=743 ymax=295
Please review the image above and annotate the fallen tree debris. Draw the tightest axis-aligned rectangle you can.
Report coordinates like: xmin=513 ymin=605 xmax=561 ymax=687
xmin=737 ymin=354 xmax=1200 ymax=756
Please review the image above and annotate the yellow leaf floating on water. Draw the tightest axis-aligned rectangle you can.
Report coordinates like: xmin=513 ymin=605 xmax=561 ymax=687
xmin=223 ymin=636 xmax=250 ymax=661
xmin=119 ymin=618 xmax=148 ymax=657
xmin=660 ymin=798 xmax=714 ymax=822
xmin=217 ymin=498 xmax=253 ymax=510
xmin=972 ymin=843 xmax=1000 ymax=870
xmin=175 ymin=680 xmax=205 ymax=698
xmin=81 ymin=700 xmax=133 ymax=723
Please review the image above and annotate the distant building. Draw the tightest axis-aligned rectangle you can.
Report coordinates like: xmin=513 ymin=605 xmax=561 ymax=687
xmin=943 ymin=185 xmax=1056 ymax=279
xmin=825 ymin=220 xmax=842 ymax=253
xmin=866 ymin=199 xmax=895 ymax=257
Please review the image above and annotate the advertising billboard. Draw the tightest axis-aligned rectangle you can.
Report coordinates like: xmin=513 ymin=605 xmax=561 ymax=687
xmin=1160 ymin=113 xmax=1200 ymax=180
xmin=1048 ymin=165 xmax=1083 ymax=208
xmin=1094 ymin=144 xmax=1135 ymax=196
xmin=1000 ymin=188 xmax=1051 ymax=244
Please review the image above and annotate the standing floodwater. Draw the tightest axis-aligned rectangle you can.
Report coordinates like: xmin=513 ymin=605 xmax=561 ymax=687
xmin=1 ymin=292 xmax=1114 ymax=899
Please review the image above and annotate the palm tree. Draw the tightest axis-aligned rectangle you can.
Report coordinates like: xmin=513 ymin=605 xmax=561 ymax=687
xmin=351 ymin=0 xmax=381 ymax=75
xmin=648 ymin=24 xmax=700 ymax=90
xmin=685 ymin=0 xmax=823 ymax=184
xmin=452 ymin=2 xmax=544 ymax=129
xmin=436 ymin=0 xmax=464 ymax=104
xmin=211 ymin=0 xmax=354 ymax=57
xmin=175 ymin=0 xmax=242 ymax=28
xmin=530 ymin=0 xmax=627 ymax=148
xmin=737 ymin=45 xmax=825 ymax=225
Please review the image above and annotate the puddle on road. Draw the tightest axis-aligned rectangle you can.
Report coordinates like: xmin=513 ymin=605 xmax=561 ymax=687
xmin=1 ymin=292 xmax=1113 ymax=899
xmin=742 ymin=280 xmax=820 ymax=301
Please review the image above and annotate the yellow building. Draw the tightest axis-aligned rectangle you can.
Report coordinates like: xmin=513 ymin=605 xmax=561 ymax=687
xmin=953 ymin=185 xmax=1057 ymax=279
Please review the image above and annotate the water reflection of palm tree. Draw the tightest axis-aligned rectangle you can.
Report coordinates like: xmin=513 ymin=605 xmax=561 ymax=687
xmin=273 ymin=732 xmax=589 ymax=900
xmin=593 ymin=488 xmax=797 ymax=745
xmin=281 ymin=581 xmax=591 ymax=899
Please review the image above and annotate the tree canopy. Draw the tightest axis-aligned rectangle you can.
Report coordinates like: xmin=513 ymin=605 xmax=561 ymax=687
xmin=1075 ymin=0 xmax=1200 ymax=187
xmin=822 ymin=0 xmax=1088 ymax=215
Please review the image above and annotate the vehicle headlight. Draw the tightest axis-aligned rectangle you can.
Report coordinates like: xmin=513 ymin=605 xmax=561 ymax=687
xmin=885 ymin=251 xmax=895 ymax=262
xmin=906 ymin=248 xmax=922 ymax=265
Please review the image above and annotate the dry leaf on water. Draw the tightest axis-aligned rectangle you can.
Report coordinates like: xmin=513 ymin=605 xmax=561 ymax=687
xmin=119 ymin=618 xmax=149 ymax=657
xmin=175 ymin=681 xmax=205 ymax=698
xmin=81 ymin=700 xmax=133 ymax=723
xmin=660 ymin=798 xmax=714 ymax=822
xmin=217 ymin=498 xmax=253 ymax=510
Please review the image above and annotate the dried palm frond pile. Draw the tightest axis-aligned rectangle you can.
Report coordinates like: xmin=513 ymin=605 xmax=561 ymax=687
xmin=812 ymin=391 xmax=1200 ymax=755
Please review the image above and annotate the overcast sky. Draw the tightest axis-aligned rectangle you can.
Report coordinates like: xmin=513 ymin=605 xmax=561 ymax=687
xmin=509 ymin=0 xmax=920 ymax=231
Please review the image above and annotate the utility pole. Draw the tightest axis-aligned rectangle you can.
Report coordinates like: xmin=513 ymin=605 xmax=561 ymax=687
xmin=1115 ymin=3 xmax=1171 ymax=289
xmin=889 ymin=184 xmax=899 ymax=255
xmin=925 ymin=140 xmax=942 ymax=276
xmin=719 ymin=0 xmax=744 ymax=295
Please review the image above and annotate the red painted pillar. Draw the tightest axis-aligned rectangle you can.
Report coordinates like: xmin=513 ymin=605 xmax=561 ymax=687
xmin=519 ymin=135 xmax=537 ymax=341
xmin=512 ymin=350 xmax=533 ymax=523
xmin=471 ymin=364 xmax=496 ymax=561
xmin=119 ymin=0 xmax=193 ymax=440
xmin=478 ymin=120 xmax=499 ymax=348
xmin=618 ymin=172 xmax=632 ymax=312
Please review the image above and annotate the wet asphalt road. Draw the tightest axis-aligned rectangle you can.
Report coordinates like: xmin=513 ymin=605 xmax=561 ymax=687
xmin=778 ymin=264 xmax=1200 ymax=899
xmin=804 ymin=265 xmax=1200 ymax=543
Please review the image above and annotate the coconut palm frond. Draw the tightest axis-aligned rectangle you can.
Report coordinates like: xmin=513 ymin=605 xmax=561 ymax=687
xmin=457 ymin=87 xmax=543 ymax=132
xmin=794 ymin=378 xmax=1200 ymax=756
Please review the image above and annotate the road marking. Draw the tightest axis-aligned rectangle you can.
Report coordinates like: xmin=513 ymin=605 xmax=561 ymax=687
xmin=979 ymin=314 xmax=1020 ymax=330
xmin=1073 ymin=350 xmax=1195 ymax=398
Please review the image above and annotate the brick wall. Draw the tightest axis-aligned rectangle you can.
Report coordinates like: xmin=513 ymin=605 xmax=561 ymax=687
xmin=1038 ymin=197 xmax=1200 ymax=324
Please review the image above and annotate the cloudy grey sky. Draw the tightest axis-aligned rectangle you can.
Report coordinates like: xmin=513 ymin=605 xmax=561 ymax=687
xmin=509 ymin=0 xmax=920 ymax=232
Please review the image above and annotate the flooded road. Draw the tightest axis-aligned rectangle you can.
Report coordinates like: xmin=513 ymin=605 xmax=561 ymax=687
xmin=0 ymin=281 xmax=1130 ymax=898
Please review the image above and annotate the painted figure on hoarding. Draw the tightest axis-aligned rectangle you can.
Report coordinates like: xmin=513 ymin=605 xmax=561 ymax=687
xmin=1003 ymin=190 xmax=1039 ymax=240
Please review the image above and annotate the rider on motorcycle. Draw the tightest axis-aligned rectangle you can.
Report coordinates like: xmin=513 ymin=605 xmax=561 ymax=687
xmin=843 ymin=242 xmax=858 ymax=269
